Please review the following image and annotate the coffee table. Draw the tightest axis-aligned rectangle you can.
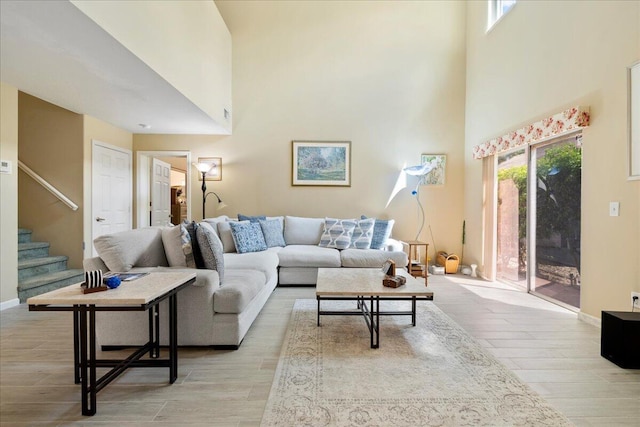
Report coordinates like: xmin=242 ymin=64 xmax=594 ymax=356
xmin=316 ymin=268 xmax=433 ymax=348
xmin=27 ymin=271 xmax=196 ymax=416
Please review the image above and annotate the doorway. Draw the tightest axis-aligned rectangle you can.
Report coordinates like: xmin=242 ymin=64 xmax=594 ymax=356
xmin=495 ymin=133 xmax=582 ymax=310
xmin=91 ymin=140 xmax=132 ymax=256
xmin=136 ymin=151 xmax=192 ymax=228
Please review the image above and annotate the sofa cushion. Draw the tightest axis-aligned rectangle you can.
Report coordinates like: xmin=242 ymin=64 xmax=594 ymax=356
xmin=161 ymin=225 xmax=187 ymax=267
xmin=230 ymin=222 xmax=268 ymax=253
xmin=94 ymin=227 xmax=168 ymax=272
xmin=278 ymin=245 xmax=341 ymax=268
xmin=214 ymin=269 xmax=267 ymax=314
xmin=224 ymin=248 xmax=280 ymax=283
xmin=217 ymin=220 xmax=249 ymax=253
xmin=362 ymin=216 xmax=395 ymax=250
xmin=340 ymin=248 xmax=409 ymax=268
xmin=161 ymin=224 xmax=196 ymax=268
xmin=202 ymin=215 xmax=229 ymax=237
xmin=259 ymin=218 xmax=286 ymax=248
xmin=196 ymin=222 xmax=225 ymax=283
xmin=284 ymin=216 xmax=324 ymax=245
xmin=319 ymin=218 xmax=356 ymax=250
xmin=350 ymin=218 xmax=375 ymax=249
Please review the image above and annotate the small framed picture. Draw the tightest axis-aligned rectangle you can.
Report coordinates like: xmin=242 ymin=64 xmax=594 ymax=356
xmin=197 ymin=157 xmax=222 ymax=181
xmin=381 ymin=259 xmax=396 ymax=276
xmin=420 ymin=154 xmax=446 ymax=186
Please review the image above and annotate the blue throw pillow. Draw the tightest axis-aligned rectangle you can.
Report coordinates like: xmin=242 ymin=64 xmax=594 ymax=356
xmin=237 ymin=214 xmax=267 ymax=223
xmin=361 ymin=215 xmax=395 ymax=250
xmin=259 ymin=219 xmax=286 ymax=248
xmin=230 ymin=221 xmax=268 ymax=253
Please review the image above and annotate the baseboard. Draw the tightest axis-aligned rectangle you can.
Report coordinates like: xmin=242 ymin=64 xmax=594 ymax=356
xmin=0 ymin=298 xmax=20 ymax=311
xmin=579 ymin=311 xmax=601 ymax=328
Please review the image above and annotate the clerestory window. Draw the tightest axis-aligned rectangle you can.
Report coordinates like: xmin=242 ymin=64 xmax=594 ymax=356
xmin=487 ymin=0 xmax=516 ymax=32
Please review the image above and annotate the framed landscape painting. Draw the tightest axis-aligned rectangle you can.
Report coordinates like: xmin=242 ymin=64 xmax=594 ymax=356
xmin=292 ymin=141 xmax=351 ymax=186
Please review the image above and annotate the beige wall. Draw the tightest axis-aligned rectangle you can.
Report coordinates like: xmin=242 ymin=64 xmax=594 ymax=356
xmin=18 ymin=93 xmax=84 ymax=269
xmin=0 ymin=83 xmax=19 ymax=304
xmin=464 ymin=1 xmax=640 ymax=317
xmin=71 ymin=0 xmax=232 ymax=134
xmin=82 ymin=115 xmax=133 ymax=259
xmin=137 ymin=1 xmax=467 ymax=262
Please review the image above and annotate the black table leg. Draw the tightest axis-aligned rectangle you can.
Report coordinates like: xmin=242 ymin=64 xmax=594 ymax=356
xmin=412 ymin=297 xmax=416 ymax=326
xmin=73 ymin=306 xmax=80 ymax=384
xmin=317 ymin=297 xmax=320 ymax=327
xmin=169 ymin=294 xmax=178 ymax=383
xmin=89 ymin=307 xmax=97 ymax=415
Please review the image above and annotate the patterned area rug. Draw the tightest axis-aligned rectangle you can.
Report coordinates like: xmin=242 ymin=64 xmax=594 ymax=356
xmin=261 ymin=299 xmax=572 ymax=426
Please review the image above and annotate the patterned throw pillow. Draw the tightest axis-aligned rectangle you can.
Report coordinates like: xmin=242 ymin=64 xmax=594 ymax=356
xmin=319 ymin=218 xmax=357 ymax=250
xmin=230 ymin=222 xmax=268 ymax=254
xmin=196 ymin=222 xmax=225 ymax=283
xmin=180 ymin=223 xmax=196 ymax=268
xmin=182 ymin=220 xmax=205 ymax=268
xmin=238 ymin=214 xmax=267 ymax=223
xmin=350 ymin=218 xmax=375 ymax=249
xmin=259 ymin=219 xmax=286 ymax=248
xmin=362 ymin=216 xmax=395 ymax=250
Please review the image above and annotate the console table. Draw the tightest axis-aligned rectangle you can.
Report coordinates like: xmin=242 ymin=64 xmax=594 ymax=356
xmin=27 ymin=271 xmax=196 ymax=416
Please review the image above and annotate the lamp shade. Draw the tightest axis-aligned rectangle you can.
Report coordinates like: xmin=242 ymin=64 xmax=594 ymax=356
xmin=193 ymin=162 xmax=212 ymax=173
xmin=403 ymin=163 xmax=435 ymax=177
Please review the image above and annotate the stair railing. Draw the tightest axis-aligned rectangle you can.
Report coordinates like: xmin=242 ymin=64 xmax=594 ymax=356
xmin=18 ymin=160 xmax=79 ymax=211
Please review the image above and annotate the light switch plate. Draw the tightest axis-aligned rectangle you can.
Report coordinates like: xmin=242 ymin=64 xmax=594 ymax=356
xmin=0 ymin=160 xmax=12 ymax=174
xmin=609 ymin=202 xmax=620 ymax=217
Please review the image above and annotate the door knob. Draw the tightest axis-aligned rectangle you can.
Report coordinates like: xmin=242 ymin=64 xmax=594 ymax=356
xmin=96 ymin=217 xmax=106 ymax=222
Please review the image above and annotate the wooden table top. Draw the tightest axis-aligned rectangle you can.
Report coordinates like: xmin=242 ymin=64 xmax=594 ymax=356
xmin=27 ymin=271 xmax=197 ymax=306
xmin=316 ymin=268 xmax=433 ymax=297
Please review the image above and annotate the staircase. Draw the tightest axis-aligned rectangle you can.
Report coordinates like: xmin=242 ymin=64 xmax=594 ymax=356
xmin=18 ymin=229 xmax=84 ymax=302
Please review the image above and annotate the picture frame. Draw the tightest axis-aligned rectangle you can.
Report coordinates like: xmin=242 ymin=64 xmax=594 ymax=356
xmin=420 ymin=154 xmax=446 ymax=185
xmin=292 ymin=141 xmax=351 ymax=186
xmin=628 ymin=61 xmax=640 ymax=180
xmin=197 ymin=157 xmax=222 ymax=181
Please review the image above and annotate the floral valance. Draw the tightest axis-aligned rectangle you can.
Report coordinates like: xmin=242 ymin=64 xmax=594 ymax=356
xmin=472 ymin=106 xmax=590 ymax=159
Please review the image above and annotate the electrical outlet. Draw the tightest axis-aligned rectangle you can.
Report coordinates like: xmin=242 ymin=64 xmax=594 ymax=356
xmin=632 ymin=292 xmax=640 ymax=310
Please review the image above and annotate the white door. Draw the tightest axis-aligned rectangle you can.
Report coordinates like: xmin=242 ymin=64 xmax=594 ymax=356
xmin=92 ymin=142 xmax=132 ymax=255
xmin=151 ymin=158 xmax=171 ymax=226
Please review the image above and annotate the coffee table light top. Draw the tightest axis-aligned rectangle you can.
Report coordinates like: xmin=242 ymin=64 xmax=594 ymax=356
xmin=27 ymin=272 xmax=197 ymax=306
xmin=316 ymin=268 xmax=433 ymax=297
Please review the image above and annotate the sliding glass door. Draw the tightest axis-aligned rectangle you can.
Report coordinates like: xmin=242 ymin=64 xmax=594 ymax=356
xmin=495 ymin=135 xmax=581 ymax=309
xmin=496 ymin=148 xmax=527 ymax=289
xmin=530 ymin=138 xmax=582 ymax=309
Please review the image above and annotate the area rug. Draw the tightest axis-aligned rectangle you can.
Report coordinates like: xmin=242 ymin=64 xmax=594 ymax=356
xmin=261 ymin=299 xmax=572 ymax=426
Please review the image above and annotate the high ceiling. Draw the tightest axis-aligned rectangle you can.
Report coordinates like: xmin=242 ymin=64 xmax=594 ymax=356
xmin=0 ymin=0 xmax=225 ymax=134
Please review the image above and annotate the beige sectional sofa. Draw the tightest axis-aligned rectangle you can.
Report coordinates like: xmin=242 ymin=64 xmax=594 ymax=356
xmin=83 ymin=215 xmax=408 ymax=349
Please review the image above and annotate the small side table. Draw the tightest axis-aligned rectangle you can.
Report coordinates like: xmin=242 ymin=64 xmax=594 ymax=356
xmin=406 ymin=241 xmax=428 ymax=285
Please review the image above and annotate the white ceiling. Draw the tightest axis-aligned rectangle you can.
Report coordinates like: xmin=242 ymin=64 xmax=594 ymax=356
xmin=0 ymin=0 xmax=226 ymax=134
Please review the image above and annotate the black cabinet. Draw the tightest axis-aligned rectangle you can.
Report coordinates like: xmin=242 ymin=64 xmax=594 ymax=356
xmin=601 ymin=311 xmax=640 ymax=369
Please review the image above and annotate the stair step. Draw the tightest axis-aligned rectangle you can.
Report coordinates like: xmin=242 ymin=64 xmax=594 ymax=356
xmin=18 ymin=269 xmax=84 ymax=302
xmin=18 ymin=256 xmax=69 ymax=281
xmin=18 ymin=228 xmax=32 ymax=244
xmin=18 ymin=242 xmax=50 ymax=260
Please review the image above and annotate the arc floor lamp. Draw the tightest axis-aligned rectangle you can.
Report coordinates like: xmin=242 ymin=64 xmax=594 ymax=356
xmin=193 ymin=162 xmax=227 ymax=218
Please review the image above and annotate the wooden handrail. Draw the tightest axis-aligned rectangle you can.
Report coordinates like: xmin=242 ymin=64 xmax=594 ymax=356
xmin=18 ymin=160 xmax=79 ymax=211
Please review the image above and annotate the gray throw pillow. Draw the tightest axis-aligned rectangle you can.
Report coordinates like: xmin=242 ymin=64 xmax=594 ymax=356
xmin=196 ymin=222 xmax=225 ymax=283
xmin=350 ymin=218 xmax=375 ymax=249
xmin=259 ymin=219 xmax=286 ymax=247
xmin=161 ymin=225 xmax=187 ymax=267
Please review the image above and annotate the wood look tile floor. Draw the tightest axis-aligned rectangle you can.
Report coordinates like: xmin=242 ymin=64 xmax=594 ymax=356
xmin=1 ymin=276 xmax=639 ymax=426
